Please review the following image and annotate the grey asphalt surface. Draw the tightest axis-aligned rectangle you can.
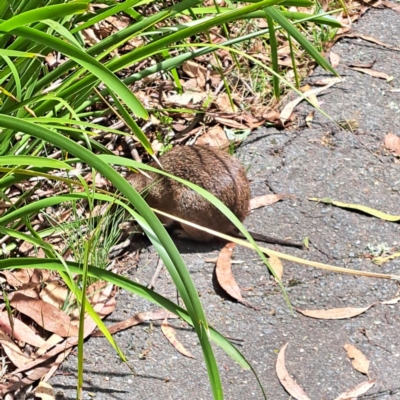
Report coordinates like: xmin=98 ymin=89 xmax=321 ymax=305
xmin=51 ymin=6 xmax=400 ymax=400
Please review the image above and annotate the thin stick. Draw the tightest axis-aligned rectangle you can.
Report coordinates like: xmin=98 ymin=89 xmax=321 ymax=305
xmin=153 ymin=209 xmax=400 ymax=281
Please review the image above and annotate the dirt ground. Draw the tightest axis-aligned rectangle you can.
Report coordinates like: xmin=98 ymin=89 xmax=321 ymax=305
xmin=51 ymin=6 xmax=400 ymax=400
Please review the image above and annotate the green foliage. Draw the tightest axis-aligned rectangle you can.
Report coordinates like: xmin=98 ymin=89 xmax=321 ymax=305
xmin=0 ymin=0 xmax=341 ymax=398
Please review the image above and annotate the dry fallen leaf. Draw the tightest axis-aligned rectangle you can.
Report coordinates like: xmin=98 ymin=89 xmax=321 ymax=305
xmin=92 ymin=309 xmax=179 ymax=336
xmin=34 ymin=334 xmax=63 ymax=357
xmin=276 ymin=343 xmax=311 ymax=400
xmin=1 ymin=269 xmax=42 ymax=287
xmin=166 ymin=91 xmax=206 ymax=107
xmin=161 ymin=317 xmax=195 ymax=359
xmin=10 ymin=293 xmax=79 ymax=337
xmin=344 ymin=344 xmax=370 ymax=376
xmin=0 ymin=312 xmax=45 ymax=348
xmin=338 ymin=32 xmax=397 ymax=50
xmin=215 ymin=243 xmax=255 ymax=308
xmin=296 ymin=305 xmax=373 ymax=319
xmin=35 ymin=381 xmax=55 ymax=400
xmin=309 ymin=197 xmax=400 ymax=222
xmin=373 ymin=251 xmax=400 ymax=265
xmin=347 ymin=60 xmax=375 ymax=68
xmin=40 ymin=281 xmax=69 ymax=309
xmin=381 ymin=296 xmax=400 ymax=305
xmin=384 ymin=132 xmax=400 ymax=156
xmin=12 ymin=284 xmax=115 ymax=376
xmin=269 ymin=255 xmax=284 ymax=281
xmin=350 ymin=67 xmax=391 ymax=80
xmin=0 ymin=329 xmax=33 ymax=368
xmin=249 ymin=194 xmax=288 ymax=210
xmin=215 ymin=93 xmax=238 ymax=113
xmin=196 ymin=125 xmax=230 ymax=149
xmin=329 ymin=51 xmax=340 ymax=68
xmin=300 ymin=84 xmax=319 ymax=107
xmin=334 ymin=379 xmax=376 ymax=400
xmin=382 ymin=0 xmax=400 ymax=11
xmin=280 ymin=79 xmax=343 ymax=124
xmin=182 ymin=60 xmax=206 ymax=88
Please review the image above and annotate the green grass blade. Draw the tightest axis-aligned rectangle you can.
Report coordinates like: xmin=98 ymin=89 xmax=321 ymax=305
xmin=11 ymin=26 xmax=148 ymax=119
xmin=0 ymin=2 xmax=88 ymax=31
xmin=266 ymin=12 xmax=280 ymax=98
xmin=265 ymin=6 xmax=338 ymax=75
xmin=0 ymin=155 xmax=71 ymax=169
xmin=108 ymin=91 xmax=153 ymax=155
xmin=71 ymin=0 xmax=142 ymax=34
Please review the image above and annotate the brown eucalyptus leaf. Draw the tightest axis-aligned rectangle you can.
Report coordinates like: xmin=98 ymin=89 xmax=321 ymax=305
xmin=350 ymin=67 xmax=391 ymax=80
xmin=344 ymin=344 xmax=370 ymax=376
xmin=216 ymin=243 xmax=255 ymax=308
xmin=296 ymin=305 xmax=373 ymax=319
xmin=334 ymin=379 xmax=376 ymax=400
xmin=276 ymin=343 xmax=311 ymax=400
xmin=92 ymin=309 xmax=178 ymax=336
xmin=40 ymin=281 xmax=69 ymax=309
xmin=10 ymin=293 xmax=78 ymax=337
xmin=0 ymin=312 xmax=45 ymax=347
xmin=161 ymin=317 xmax=194 ymax=359
xmin=249 ymin=194 xmax=288 ymax=210
xmin=0 ymin=329 xmax=32 ymax=368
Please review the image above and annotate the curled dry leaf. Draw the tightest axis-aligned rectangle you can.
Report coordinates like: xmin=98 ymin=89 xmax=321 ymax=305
xmin=334 ymin=379 xmax=376 ymax=400
xmin=182 ymin=60 xmax=206 ymax=88
xmin=384 ymin=132 xmax=400 ymax=156
xmin=92 ymin=309 xmax=179 ymax=336
xmin=10 ymin=293 xmax=79 ymax=337
xmin=249 ymin=194 xmax=288 ymax=211
xmin=350 ymin=67 xmax=391 ymax=80
xmin=0 ymin=312 xmax=45 ymax=348
xmin=343 ymin=344 xmax=370 ymax=376
xmin=296 ymin=305 xmax=373 ymax=319
xmin=216 ymin=243 xmax=255 ymax=308
xmin=161 ymin=317 xmax=194 ymax=359
xmin=276 ymin=343 xmax=311 ymax=400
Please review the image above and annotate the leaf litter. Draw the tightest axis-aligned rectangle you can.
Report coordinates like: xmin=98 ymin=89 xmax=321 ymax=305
xmin=277 ymin=342 xmax=376 ymax=399
xmin=0 ymin=275 xmax=116 ymax=395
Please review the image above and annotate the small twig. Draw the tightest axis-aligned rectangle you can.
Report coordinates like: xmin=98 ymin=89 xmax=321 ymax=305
xmin=148 ymin=257 xmax=165 ymax=289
